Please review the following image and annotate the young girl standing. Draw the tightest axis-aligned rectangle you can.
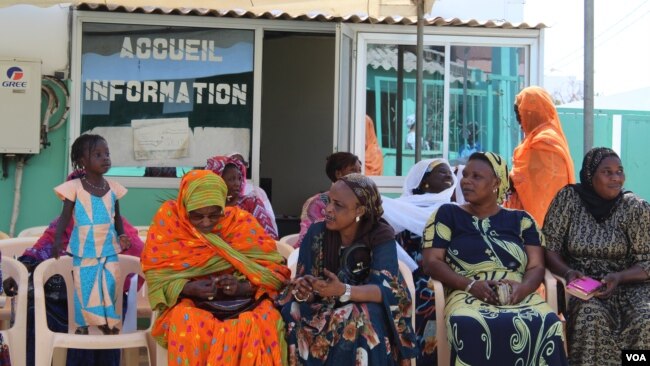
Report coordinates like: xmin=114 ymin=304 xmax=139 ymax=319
xmin=52 ymin=134 xmax=131 ymax=335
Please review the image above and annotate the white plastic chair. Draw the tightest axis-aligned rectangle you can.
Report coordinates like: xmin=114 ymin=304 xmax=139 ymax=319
xmin=279 ymin=233 xmax=299 ymax=247
xmin=275 ymin=240 xmax=294 ymax=261
xmin=33 ymin=254 xmax=152 ymax=366
xmin=0 ymin=257 xmax=29 ymax=366
xmin=398 ymin=260 xmax=417 ymax=332
xmin=0 ymin=237 xmax=38 ymax=260
xmin=0 ymin=237 xmax=37 ymax=327
xmin=151 ymin=311 xmax=167 ymax=366
xmin=17 ymin=226 xmax=49 ymax=238
xmin=431 ymin=269 xmax=562 ymax=365
xmin=134 ymin=226 xmax=150 ymax=237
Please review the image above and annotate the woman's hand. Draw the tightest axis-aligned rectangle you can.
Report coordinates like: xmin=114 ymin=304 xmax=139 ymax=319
xmin=214 ymin=275 xmax=239 ymax=297
xmin=469 ymin=280 xmax=499 ymax=305
xmin=182 ymin=279 xmax=216 ymax=300
xmin=292 ymin=274 xmax=318 ymax=302
xmin=596 ymin=272 xmax=621 ymax=298
xmin=501 ymin=279 xmax=527 ymax=305
xmin=311 ymin=269 xmax=346 ymax=298
xmin=564 ymin=269 xmax=584 ymax=283
xmin=118 ymin=235 xmax=131 ymax=251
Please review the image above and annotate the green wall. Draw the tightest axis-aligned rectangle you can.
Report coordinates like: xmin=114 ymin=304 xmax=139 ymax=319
xmin=558 ymin=108 xmax=650 ymax=200
xmin=0 ymin=123 xmax=68 ymax=235
xmin=0 ymin=120 xmax=178 ymax=235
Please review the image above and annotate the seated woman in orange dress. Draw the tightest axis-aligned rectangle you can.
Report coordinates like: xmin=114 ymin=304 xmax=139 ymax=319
xmin=142 ymin=170 xmax=291 ymax=365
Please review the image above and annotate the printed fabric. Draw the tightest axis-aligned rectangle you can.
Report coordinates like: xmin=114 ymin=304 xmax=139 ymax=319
xmin=279 ymin=222 xmax=418 ymax=366
xmin=423 ymin=204 xmax=567 ymax=365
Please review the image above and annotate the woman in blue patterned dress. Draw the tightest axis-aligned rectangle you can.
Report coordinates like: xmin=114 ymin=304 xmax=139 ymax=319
xmin=421 ymin=152 xmax=567 ymax=365
xmin=278 ymin=173 xmax=418 ymax=365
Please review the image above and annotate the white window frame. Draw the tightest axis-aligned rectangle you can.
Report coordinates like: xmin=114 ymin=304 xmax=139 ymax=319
xmin=71 ymin=11 xmax=335 ymax=188
xmin=353 ymin=26 xmax=541 ymax=192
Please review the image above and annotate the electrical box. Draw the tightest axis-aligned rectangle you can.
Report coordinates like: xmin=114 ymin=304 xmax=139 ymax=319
xmin=0 ymin=58 xmax=41 ymax=154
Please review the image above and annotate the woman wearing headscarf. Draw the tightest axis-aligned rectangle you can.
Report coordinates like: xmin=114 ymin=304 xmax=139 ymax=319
xmin=142 ymin=170 xmax=290 ymax=365
xmin=543 ymin=147 xmax=650 ymax=365
xmin=364 ymin=116 xmax=384 ymax=176
xmin=227 ymin=152 xmax=278 ymax=233
xmin=205 ymin=155 xmax=278 ymax=239
xmin=278 ymin=173 xmax=418 ymax=365
xmin=505 ymin=86 xmax=575 ymax=227
xmin=422 ymin=152 xmax=567 ymax=365
xmin=381 ymin=159 xmax=456 ymax=365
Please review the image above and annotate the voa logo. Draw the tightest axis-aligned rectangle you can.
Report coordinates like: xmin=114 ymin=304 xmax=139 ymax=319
xmin=2 ymin=66 xmax=27 ymax=88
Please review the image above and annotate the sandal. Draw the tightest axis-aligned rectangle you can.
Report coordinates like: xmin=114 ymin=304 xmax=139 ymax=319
xmin=98 ymin=325 xmax=112 ymax=335
xmin=75 ymin=326 xmax=89 ymax=335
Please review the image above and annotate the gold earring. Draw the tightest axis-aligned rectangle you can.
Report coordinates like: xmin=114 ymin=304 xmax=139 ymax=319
xmin=355 ymin=216 xmax=360 ymax=223
xmin=424 ymin=183 xmax=430 ymax=189
xmin=493 ymin=188 xmax=498 ymax=193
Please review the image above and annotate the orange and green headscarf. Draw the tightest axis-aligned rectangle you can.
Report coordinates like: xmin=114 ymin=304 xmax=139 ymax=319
xmin=141 ymin=170 xmax=289 ymax=313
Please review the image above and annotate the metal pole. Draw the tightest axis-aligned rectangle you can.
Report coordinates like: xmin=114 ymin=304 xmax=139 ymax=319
xmin=415 ymin=0 xmax=424 ymax=163
xmin=396 ymin=45 xmax=404 ymax=176
xmin=584 ymin=0 xmax=594 ymax=153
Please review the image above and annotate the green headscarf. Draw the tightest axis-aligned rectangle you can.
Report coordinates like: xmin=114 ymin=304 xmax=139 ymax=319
xmin=182 ymin=170 xmax=228 ymax=212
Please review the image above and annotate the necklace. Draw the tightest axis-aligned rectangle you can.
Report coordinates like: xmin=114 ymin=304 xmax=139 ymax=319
xmin=82 ymin=176 xmax=107 ymax=190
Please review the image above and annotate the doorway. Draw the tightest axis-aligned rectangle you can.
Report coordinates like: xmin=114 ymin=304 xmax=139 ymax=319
xmin=260 ymin=31 xmax=335 ymax=236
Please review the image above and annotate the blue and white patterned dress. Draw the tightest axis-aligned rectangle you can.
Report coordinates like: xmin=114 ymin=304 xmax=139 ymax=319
xmin=54 ymin=178 xmax=126 ymax=329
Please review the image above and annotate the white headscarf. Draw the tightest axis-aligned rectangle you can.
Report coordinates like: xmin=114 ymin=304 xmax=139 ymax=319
xmin=382 ymin=158 xmax=457 ymax=235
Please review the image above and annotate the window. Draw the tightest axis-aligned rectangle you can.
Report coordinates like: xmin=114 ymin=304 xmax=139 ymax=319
xmin=448 ymin=46 xmax=525 ymax=166
xmin=366 ymin=43 xmax=445 ymax=176
xmin=80 ymin=23 xmax=254 ymax=178
xmin=359 ymin=33 xmax=533 ymax=183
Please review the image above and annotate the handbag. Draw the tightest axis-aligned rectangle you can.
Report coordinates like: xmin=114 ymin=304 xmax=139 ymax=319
xmin=337 ymin=243 xmax=372 ymax=286
xmin=193 ymin=295 xmax=266 ymax=320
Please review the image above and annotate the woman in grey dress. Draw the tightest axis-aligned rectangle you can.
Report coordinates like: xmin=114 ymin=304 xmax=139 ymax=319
xmin=544 ymin=147 xmax=650 ymax=365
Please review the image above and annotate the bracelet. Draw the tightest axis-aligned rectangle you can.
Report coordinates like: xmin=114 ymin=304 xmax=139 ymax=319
xmin=293 ymin=290 xmax=309 ymax=303
xmin=563 ymin=269 xmax=578 ymax=279
xmin=464 ymin=279 xmax=477 ymax=292
xmin=118 ymin=234 xmax=128 ymax=238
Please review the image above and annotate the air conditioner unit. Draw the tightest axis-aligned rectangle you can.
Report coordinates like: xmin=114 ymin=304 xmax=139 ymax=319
xmin=0 ymin=58 xmax=41 ymax=154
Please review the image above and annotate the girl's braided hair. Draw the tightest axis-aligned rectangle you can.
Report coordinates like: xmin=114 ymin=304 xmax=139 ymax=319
xmin=70 ymin=134 xmax=106 ymax=171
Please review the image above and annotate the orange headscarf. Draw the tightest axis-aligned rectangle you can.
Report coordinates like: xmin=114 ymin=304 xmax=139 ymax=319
xmin=506 ymin=86 xmax=575 ymax=226
xmin=141 ymin=170 xmax=290 ymax=312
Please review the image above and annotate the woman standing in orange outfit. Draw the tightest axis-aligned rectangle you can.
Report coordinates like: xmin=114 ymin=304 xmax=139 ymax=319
xmin=142 ymin=170 xmax=290 ymax=366
xmin=505 ymin=86 xmax=575 ymax=227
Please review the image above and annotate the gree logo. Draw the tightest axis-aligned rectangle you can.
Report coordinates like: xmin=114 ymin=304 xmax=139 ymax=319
xmin=6 ymin=66 xmax=24 ymax=80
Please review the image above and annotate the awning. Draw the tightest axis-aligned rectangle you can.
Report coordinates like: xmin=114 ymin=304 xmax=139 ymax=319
xmin=0 ymin=1 xmax=545 ymax=28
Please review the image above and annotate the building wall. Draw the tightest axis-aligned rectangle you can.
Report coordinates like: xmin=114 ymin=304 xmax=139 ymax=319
xmin=0 ymin=5 xmax=69 ymax=75
xmin=431 ymin=0 xmax=524 ymax=22
xmin=558 ymin=108 xmax=650 ymax=200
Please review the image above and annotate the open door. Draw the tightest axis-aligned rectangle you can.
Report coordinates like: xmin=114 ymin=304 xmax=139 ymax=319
xmin=334 ymin=23 xmax=355 ymax=152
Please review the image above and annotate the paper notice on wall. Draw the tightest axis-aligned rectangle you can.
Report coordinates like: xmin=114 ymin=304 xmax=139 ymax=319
xmin=132 ymin=118 xmax=190 ymax=160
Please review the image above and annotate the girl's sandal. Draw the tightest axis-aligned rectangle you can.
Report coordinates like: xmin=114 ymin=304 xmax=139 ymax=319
xmin=75 ymin=326 xmax=89 ymax=335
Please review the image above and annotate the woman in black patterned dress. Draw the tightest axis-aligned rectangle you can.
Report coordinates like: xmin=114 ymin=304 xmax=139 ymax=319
xmin=544 ymin=147 xmax=650 ymax=365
